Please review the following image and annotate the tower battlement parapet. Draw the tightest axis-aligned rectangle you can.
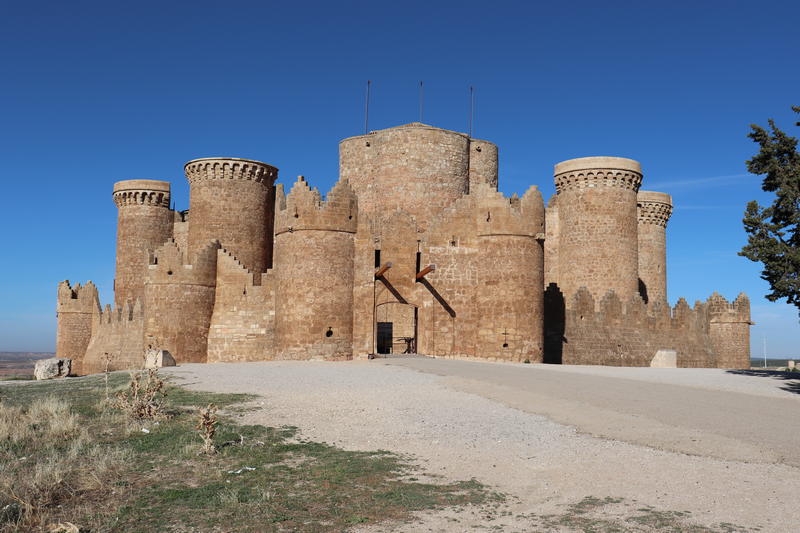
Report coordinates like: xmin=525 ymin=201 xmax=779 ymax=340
xmin=637 ymin=191 xmax=673 ymax=227
xmin=184 ymin=157 xmax=278 ymax=185
xmin=473 ymin=182 xmax=544 ymax=238
xmin=554 ymin=156 xmax=642 ymax=193
xmin=275 ymin=176 xmax=358 ymax=234
xmin=112 ymin=180 xmax=171 ymax=207
xmin=57 ymin=280 xmax=100 ymax=313
xmin=707 ymin=292 xmax=751 ymax=323
xmin=148 ymin=239 xmax=220 ymax=287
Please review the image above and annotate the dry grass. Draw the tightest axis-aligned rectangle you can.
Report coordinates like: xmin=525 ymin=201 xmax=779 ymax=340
xmin=0 ymin=397 xmax=129 ymax=530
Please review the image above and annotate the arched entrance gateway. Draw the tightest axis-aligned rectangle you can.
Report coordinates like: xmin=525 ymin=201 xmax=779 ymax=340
xmin=375 ymin=302 xmax=418 ymax=355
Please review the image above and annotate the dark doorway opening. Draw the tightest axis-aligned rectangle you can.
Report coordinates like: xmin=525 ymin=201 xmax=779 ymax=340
xmin=377 ymin=322 xmax=393 ymax=354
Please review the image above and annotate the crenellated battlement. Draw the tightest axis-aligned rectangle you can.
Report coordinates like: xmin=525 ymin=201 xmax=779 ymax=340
xmin=473 ymin=182 xmax=544 ymax=238
xmin=112 ymin=179 xmax=171 ymax=208
xmin=95 ymin=298 xmax=144 ymax=326
xmin=184 ymin=157 xmax=278 ymax=185
xmin=275 ymin=176 xmax=358 ymax=234
xmin=554 ymin=156 xmax=642 ymax=193
xmin=707 ymin=292 xmax=751 ymax=323
xmin=57 ymin=280 xmax=100 ymax=314
xmin=147 ymin=239 xmax=220 ymax=287
xmin=637 ymin=191 xmax=673 ymax=227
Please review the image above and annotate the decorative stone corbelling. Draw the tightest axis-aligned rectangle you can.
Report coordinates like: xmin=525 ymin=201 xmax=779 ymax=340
xmin=184 ymin=157 xmax=278 ymax=185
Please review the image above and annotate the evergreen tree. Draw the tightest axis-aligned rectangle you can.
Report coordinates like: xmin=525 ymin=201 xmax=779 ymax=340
xmin=739 ymin=106 xmax=800 ymax=318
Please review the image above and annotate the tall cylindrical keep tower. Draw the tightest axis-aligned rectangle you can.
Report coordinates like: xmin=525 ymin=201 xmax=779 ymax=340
xmin=637 ymin=191 xmax=672 ymax=304
xmin=468 ymin=138 xmax=499 ymax=191
xmin=273 ymin=177 xmax=358 ymax=360
xmin=339 ymin=123 xmax=469 ymax=230
xmin=554 ymin=157 xmax=642 ymax=301
xmin=185 ymin=158 xmax=278 ymax=273
xmin=113 ymin=180 xmax=173 ymax=307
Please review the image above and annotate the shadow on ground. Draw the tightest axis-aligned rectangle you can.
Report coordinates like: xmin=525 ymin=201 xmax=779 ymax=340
xmin=726 ymin=369 xmax=800 ymax=395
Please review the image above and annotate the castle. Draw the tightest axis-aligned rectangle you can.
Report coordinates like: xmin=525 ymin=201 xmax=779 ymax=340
xmin=56 ymin=123 xmax=752 ymax=374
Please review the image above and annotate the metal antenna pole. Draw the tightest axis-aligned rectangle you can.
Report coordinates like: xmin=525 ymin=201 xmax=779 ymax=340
xmin=469 ymin=85 xmax=474 ymax=138
xmin=364 ymin=80 xmax=371 ymax=134
xmin=419 ymin=81 xmax=424 ymax=122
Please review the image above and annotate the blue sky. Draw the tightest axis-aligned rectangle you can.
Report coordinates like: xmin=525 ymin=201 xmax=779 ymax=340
xmin=1 ymin=1 xmax=798 ymax=356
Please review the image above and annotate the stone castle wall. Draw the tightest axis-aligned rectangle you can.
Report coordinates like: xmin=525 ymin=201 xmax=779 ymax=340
xmin=207 ymin=249 xmax=275 ymax=362
xmin=55 ymin=281 xmax=99 ymax=375
xmin=546 ymin=285 xmax=717 ymax=367
xmin=144 ymin=239 xmax=220 ymax=364
xmin=82 ymin=300 xmax=145 ymax=374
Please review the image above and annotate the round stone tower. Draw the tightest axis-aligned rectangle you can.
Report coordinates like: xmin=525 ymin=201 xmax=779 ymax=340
xmin=637 ymin=191 xmax=673 ymax=304
xmin=554 ymin=156 xmax=643 ymax=301
xmin=339 ymin=123 xmax=470 ymax=230
xmin=273 ymin=177 xmax=358 ymax=360
xmin=184 ymin=158 xmax=278 ymax=273
xmin=475 ymin=185 xmax=545 ymax=362
xmin=112 ymin=179 xmax=173 ymax=307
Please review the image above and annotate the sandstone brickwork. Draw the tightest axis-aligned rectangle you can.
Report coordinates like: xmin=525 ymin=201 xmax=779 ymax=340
xmin=185 ymin=158 xmax=277 ymax=273
xmin=55 ymin=281 xmax=99 ymax=375
xmin=113 ymin=180 xmax=173 ymax=307
xmin=56 ymin=121 xmax=751 ymax=372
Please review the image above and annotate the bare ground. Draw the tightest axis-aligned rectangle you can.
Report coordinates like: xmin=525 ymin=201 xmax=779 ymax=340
xmin=163 ymin=359 xmax=800 ymax=532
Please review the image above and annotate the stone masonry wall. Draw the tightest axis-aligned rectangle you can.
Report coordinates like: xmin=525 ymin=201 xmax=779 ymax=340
xmin=708 ymin=293 xmax=752 ymax=369
xmin=82 ymin=300 xmax=145 ymax=374
xmin=113 ymin=180 xmax=173 ymax=307
xmin=144 ymin=239 xmax=220 ymax=364
xmin=339 ymin=123 xmax=470 ymax=231
xmin=207 ymin=249 xmax=276 ymax=362
xmin=55 ymin=281 xmax=99 ymax=375
xmin=555 ymin=286 xmax=717 ymax=367
xmin=544 ymin=195 xmax=559 ymax=288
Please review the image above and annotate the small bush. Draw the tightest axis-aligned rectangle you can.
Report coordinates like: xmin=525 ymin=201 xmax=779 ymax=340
xmin=111 ymin=368 xmax=167 ymax=420
xmin=196 ymin=404 xmax=218 ymax=455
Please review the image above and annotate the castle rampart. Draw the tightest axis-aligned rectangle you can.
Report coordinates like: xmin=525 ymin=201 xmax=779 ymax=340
xmin=112 ymin=179 xmax=173 ymax=307
xmin=637 ymin=191 xmax=673 ymax=303
xmin=206 ymin=249 xmax=276 ymax=362
xmin=82 ymin=299 xmax=145 ymax=374
xmin=144 ymin=239 xmax=220 ymax=363
xmin=185 ymin=157 xmax=278 ymax=273
xmin=554 ymin=156 xmax=642 ymax=301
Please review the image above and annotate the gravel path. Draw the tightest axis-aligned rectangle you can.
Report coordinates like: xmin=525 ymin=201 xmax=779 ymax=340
xmin=163 ymin=360 xmax=800 ymax=532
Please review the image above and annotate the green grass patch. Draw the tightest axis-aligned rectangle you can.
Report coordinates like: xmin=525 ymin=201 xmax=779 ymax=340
xmin=0 ymin=372 xmax=494 ymax=532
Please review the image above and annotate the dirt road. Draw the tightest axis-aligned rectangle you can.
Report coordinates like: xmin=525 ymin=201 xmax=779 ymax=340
xmin=165 ymin=359 xmax=800 ymax=532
